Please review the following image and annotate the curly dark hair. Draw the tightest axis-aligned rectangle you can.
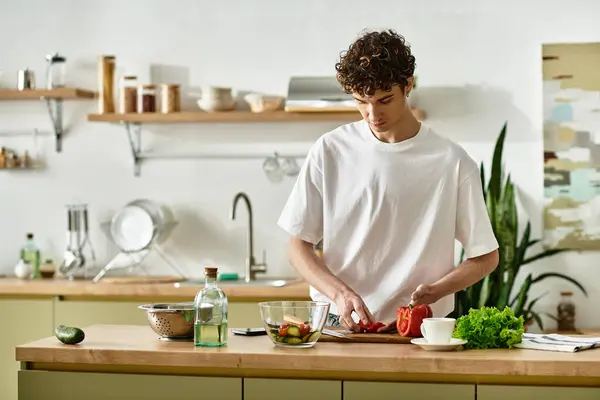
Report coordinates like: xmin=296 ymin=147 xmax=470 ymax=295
xmin=335 ymin=29 xmax=416 ymax=97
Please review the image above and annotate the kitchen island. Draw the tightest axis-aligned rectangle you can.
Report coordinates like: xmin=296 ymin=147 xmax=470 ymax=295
xmin=15 ymin=324 xmax=600 ymax=400
xmin=1 ymin=278 xmax=310 ymax=400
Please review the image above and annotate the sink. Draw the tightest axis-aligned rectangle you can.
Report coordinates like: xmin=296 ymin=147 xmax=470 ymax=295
xmin=177 ymin=276 xmax=300 ymax=288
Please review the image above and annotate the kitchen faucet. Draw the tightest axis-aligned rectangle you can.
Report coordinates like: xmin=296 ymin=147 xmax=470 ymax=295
xmin=231 ymin=192 xmax=267 ymax=283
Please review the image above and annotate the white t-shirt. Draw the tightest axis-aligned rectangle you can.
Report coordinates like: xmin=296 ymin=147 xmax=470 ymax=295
xmin=277 ymin=120 xmax=499 ymax=323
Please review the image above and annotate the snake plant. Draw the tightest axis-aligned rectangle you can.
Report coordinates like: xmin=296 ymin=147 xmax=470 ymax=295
xmin=450 ymin=122 xmax=587 ymax=330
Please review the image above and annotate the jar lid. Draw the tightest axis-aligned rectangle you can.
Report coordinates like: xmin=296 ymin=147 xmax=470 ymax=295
xmin=122 ymin=75 xmax=137 ymax=80
xmin=140 ymin=84 xmax=156 ymax=89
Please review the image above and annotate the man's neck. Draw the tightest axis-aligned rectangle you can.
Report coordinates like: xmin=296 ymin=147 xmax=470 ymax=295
xmin=371 ymin=113 xmax=421 ymax=144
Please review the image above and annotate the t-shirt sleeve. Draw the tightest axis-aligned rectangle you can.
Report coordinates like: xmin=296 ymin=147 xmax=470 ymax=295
xmin=277 ymin=142 xmax=324 ymax=244
xmin=455 ymin=167 xmax=499 ymax=259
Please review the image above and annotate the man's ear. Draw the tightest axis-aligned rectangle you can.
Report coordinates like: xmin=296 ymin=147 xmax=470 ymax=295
xmin=406 ymin=76 xmax=415 ymax=96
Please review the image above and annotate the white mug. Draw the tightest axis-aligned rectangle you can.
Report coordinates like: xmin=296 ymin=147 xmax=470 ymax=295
xmin=420 ymin=317 xmax=456 ymax=344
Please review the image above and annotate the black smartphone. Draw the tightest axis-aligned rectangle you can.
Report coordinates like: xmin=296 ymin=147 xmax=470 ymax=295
xmin=232 ymin=327 xmax=267 ymax=336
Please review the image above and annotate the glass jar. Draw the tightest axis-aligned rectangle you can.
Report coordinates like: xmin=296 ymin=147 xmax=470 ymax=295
xmin=119 ymin=76 xmax=138 ymax=114
xmin=557 ymin=291 xmax=576 ymax=331
xmin=137 ymin=84 xmax=157 ymax=113
xmin=194 ymin=267 xmax=228 ymax=347
xmin=46 ymin=53 xmax=66 ymax=89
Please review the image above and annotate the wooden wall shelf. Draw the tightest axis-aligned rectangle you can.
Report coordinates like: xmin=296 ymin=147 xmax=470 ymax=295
xmin=87 ymin=110 xmax=362 ymax=124
xmin=86 ymin=107 xmax=426 ymax=178
xmin=0 ymin=88 xmax=96 ymax=100
xmin=0 ymin=87 xmax=96 ymax=152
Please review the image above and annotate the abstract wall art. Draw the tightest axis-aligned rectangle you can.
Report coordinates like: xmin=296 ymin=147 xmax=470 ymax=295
xmin=542 ymin=42 xmax=600 ymax=250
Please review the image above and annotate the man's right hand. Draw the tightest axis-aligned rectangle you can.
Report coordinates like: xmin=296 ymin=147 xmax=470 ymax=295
xmin=333 ymin=289 xmax=376 ymax=332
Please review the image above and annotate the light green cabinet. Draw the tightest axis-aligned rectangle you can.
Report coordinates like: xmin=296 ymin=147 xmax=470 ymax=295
xmin=344 ymin=381 xmax=475 ymax=400
xmin=0 ymin=299 xmax=53 ymax=400
xmin=245 ymin=378 xmax=341 ymax=400
xmin=53 ymin=299 xmax=148 ymax=327
xmin=477 ymin=385 xmax=600 ymax=400
xmin=18 ymin=370 xmax=241 ymax=400
xmin=228 ymin=302 xmax=263 ymax=328
xmin=53 ymin=299 xmax=263 ymax=329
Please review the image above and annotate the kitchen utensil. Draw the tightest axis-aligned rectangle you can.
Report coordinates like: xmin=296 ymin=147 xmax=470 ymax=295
xmin=58 ymin=203 xmax=97 ymax=279
xmin=259 ymin=301 xmax=330 ymax=348
xmin=138 ymin=303 xmax=195 ymax=341
xmin=410 ymin=337 xmax=467 ymax=351
xmin=93 ymin=199 xmax=183 ymax=283
xmin=17 ymin=68 xmax=35 ymax=90
xmin=321 ymin=327 xmax=414 ymax=344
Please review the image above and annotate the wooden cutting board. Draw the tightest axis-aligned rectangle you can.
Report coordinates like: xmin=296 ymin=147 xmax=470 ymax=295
xmin=320 ymin=326 xmax=414 ymax=344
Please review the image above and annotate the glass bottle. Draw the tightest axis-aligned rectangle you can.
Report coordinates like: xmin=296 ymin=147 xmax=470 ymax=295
xmin=46 ymin=53 xmax=67 ymax=89
xmin=557 ymin=291 xmax=576 ymax=331
xmin=194 ymin=267 xmax=228 ymax=347
xmin=20 ymin=233 xmax=41 ymax=279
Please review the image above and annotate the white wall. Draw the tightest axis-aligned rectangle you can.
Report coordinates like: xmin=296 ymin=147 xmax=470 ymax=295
xmin=1 ymin=0 xmax=599 ymax=331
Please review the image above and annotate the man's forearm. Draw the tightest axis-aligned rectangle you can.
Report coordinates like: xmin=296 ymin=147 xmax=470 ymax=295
xmin=287 ymin=237 xmax=351 ymax=300
xmin=431 ymin=249 xmax=499 ymax=300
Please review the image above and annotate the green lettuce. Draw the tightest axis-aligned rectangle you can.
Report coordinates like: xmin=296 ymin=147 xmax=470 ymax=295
xmin=453 ymin=306 xmax=524 ymax=349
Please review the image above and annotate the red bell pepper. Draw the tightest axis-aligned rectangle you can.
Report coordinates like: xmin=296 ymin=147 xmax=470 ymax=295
xmin=396 ymin=304 xmax=433 ymax=337
xmin=358 ymin=320 xmax=386 ymax=333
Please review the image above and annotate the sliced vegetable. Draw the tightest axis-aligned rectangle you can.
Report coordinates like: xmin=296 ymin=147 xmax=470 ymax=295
xmin=396 ymin=304 xmax=433 ymax=337
xmin=358 ymin=320 xmax=386 ymax=333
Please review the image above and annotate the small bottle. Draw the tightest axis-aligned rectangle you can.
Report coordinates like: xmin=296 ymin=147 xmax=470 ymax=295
xmin=194 ymin=267 xmax=228 ymax=347
xmin=557 ymin=291 xmax=576 ymax=331
xmin=20 ymin=233 xmax=41 ymax=279
xmin=137 ymin=84 xmax=157 ymax=113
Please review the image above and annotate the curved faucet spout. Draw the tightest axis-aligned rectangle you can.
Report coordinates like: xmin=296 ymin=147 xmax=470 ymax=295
xmin=231 ymin=192 xmax=267 ymax=282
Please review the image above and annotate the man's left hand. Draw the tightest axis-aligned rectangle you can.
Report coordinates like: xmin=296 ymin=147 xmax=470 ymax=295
xmin=409 ymin=283 xmax=441 ymax=307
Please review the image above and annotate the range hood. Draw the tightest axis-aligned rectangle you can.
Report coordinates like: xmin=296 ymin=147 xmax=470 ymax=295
xmin=285 ymin=76 xmax=357 ymax=112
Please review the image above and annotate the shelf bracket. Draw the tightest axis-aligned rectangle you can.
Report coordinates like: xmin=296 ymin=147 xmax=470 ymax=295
xmin=124 ymin=122 xmax=142 ymax=177
xmin=43 ymin=97 xmax=64 ymax=152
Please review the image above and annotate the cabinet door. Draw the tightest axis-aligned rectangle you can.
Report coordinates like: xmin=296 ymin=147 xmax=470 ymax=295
xmin=19 ymin=370 xmax=241 ymax=400
xmin=245 ymin=378 xmax=342 ymax=400
xmin=344 ymin=381 xmax=475 ymax=400
xmin=0 ymin=298 xmax=53 ymax=400
xmin=477 ymin=385 xmax=600 ymax=400
xmin=54 ymin=299 xmax=148 ymax=327
xmin=228 ymin=302 xmax=263 ymax=328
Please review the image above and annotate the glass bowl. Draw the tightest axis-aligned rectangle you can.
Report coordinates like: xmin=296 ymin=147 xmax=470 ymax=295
xmin=258 ymin=300 xmax=330 ymax=348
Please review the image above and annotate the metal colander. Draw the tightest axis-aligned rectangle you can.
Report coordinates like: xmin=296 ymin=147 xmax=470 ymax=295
xmin=138 ymin=303 xmax=198 ymax=341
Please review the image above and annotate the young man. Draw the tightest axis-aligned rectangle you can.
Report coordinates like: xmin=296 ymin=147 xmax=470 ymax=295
xmin=277 ymin=29 xmax=499 ymax=332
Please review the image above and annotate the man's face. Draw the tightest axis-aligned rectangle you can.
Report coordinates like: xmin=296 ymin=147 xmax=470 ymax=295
xmin=352 ymin=80 xmax=413 ymax=133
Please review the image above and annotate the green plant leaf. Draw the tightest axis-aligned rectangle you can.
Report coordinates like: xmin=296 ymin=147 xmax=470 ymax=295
xmin=513 ymin=273 xmax=532 ymax=317
xmin=478 ymin=275 xmax=492 ymax=308
xmin=480 ymin=161 xmax=486 ymax=197
xmin=488 ymin=121 xmax=507 ymax=201
xmin=529 ymin=310 xmax=544 ymax=331
xmin=521 ymin=248 xmax=567 ymax=265
xmin=531 ymin=272 xmax=588 ymax=296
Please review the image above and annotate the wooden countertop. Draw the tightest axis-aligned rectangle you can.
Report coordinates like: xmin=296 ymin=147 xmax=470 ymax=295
xmin=15 ymin=325 xmax=600 ymax=386
xmin=0 ymin=278 xmax=310 ymax=302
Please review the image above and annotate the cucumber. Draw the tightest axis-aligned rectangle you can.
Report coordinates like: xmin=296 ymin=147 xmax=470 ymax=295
xmin=286 ymin=325 xmax=302 ymax=337
xmin=284 ymin=337 xmax=303 ymax=344
xmin=55 ymin=325 xmax=85 ymax=345
xmin=301 ymin=333 xmax=312 ymax=342
xmin=306 ymin=331 xmax=321 ymax=342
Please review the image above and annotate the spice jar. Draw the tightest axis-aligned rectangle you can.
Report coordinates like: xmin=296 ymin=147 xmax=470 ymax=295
xmin=160 ymin=83 xmax=180 ymax=113
xmin=119 ymin=75 xmax=138 ymax=114
xmin=137 ymin=85 xmax=157 ymax=113
xmin=557 ymin=291 xmax=576 ymax=331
